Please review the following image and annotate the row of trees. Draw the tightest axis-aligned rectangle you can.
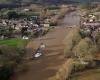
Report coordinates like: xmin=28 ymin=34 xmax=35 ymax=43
xmin=0 ymin=10 xmax=29 ymax=19
xmin=63 ymin=27 xmax=100 ymax=80
xmin=63 ymin=28 xmax=82 ymax=58
xmin=64 ymin=27 xmax=100 ymax=68
xmin=7 ymin=11 xmax=27 ymax=19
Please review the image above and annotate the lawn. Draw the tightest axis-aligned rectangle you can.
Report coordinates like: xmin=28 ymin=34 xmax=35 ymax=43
xmin=71 ymin=68 xmax=100 ymax=80
xmin=0 ymin=38 xmax=27 ymax=47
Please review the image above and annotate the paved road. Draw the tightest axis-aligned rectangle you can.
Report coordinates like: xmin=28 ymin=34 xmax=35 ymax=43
xmin=12 ymin=11 xmax=79 ymax=80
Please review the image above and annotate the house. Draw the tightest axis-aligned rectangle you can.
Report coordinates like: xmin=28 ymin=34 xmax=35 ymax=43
xmin=82 ymin=22 xmax=100 ymax=31
xmin=23 ymin=8 xmax=30 ymax=12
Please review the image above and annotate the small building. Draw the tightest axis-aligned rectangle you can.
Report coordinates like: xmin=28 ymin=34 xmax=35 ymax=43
xmin=82 ymin=22 xmax=100 ymax=31
xmin=23 ymin=8 xmax=30 ymax=12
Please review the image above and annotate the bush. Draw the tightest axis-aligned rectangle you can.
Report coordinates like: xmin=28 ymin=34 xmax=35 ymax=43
xmin=73 ymin=63 xmax=87 ymax=72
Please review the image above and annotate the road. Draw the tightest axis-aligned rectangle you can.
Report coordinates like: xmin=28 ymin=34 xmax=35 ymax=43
xmin=12 ymin=11 xmax=80 ymax=80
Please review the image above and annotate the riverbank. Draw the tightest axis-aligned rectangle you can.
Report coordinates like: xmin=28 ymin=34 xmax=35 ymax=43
xmin=70 ymin=68 xmax=100 ymax=80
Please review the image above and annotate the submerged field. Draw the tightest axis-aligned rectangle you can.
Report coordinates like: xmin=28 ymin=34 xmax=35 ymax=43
xmin=71 ymin=68 xmax=100 ymax=80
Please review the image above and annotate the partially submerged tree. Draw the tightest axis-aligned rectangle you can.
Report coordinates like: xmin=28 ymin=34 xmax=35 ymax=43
xmin=63 ymin=28 xmax=82 ymax=58
xmin=0 ymin=45 xmax=26 ymax=80
xmin=73 ymin=38 xmax=93 ymax=62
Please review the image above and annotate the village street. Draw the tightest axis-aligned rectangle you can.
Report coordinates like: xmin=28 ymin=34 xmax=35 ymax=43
xmin=12 ymin=11 xmax=80 ymax=80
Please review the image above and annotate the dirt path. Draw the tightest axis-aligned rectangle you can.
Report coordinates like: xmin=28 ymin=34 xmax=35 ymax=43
xmin=12 ymin=27 xmax=70 ymax=80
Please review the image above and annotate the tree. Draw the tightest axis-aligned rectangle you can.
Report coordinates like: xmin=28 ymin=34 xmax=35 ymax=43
xmin=73 ymin=38 xmax=93 ymax=62
xmin=0 ymin=45 xmax=26 ymax=80
xmin=7 ymin=11 xmax=19 ymax=19
xmin=7 ymin=26 xmax=14 ymax=38
xmin=63 ymin=28 xmax=82 ymax=58
xmin=21 ymin=27 xmax=28 ymax=37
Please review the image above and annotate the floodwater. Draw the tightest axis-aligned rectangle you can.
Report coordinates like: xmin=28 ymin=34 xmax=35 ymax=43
xmin=61 ymin=11 xmax=80 ymax=27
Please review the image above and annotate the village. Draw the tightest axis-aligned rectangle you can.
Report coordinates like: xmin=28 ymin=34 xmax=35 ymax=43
xmin=0 ymin=1 xmax=100 ymax=80
xmin=0 ymin=12 xmax=51 ymax=40
xmin=0 ymin=4 xmax=75 ymax=40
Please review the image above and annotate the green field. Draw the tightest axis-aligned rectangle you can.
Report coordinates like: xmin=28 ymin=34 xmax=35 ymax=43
xmin=71 ymin=68 xmax=100 ymax=80
xmin=0 ymin=0 xmax=12 ymax=3
xmin=0 ymin=39 xmax=27 ymax=47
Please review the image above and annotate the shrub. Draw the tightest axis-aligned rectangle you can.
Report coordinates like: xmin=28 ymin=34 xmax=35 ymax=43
xmin=73 ymin=62 xmax=87 ymax=72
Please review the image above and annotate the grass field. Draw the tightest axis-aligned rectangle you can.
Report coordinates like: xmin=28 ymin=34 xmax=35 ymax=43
xmin=0 ymin=38 xmax=27 ymax=47
xmin=71 ymin=68 xmax=100 ymax=80
xmin=0 ymin=0 xmax=12 ymax=3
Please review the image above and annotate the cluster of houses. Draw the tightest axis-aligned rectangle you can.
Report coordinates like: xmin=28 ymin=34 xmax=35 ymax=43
xmin=80 ymin=13 xmax=100 ymax=42
xmin=81 ymin=13 xmax=100 ymax=32
xmin=0 ymin=16 xmax=50 ymax=40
